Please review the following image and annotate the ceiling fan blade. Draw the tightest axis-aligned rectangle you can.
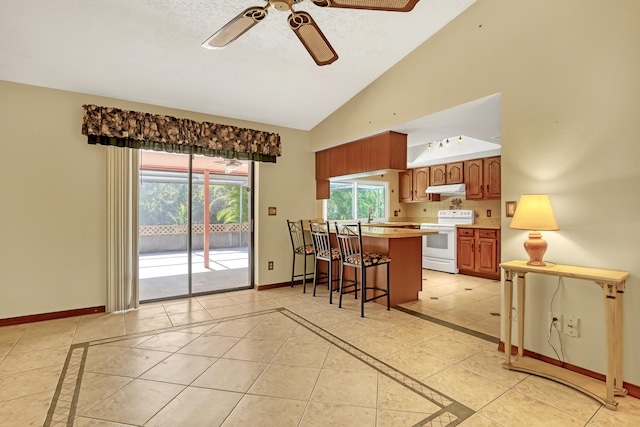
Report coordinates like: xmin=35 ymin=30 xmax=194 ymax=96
xmin=202 ymin=6 xmax=268 ymax=49
xmin=310 ymin=0 xmax=420 ymax=12
xmin=288 ymin=12 xmax=338 ymax=66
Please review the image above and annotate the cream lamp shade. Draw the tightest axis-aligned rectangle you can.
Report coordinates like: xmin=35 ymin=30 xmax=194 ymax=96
xmin=510 ymin=194 xmax=559 ymax=266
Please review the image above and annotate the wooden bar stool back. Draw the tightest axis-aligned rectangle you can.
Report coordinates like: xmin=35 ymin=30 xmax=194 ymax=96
xmin=334 ymin=222 xmax=391 ymax=317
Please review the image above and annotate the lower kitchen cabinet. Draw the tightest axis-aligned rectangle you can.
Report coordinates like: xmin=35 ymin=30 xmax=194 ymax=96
xmin=457 ymin=228 xmax=500 ymax=280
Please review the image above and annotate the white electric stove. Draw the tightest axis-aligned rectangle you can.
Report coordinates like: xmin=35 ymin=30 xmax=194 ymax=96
xmin=420 ymin=210 xmax=474 ymax=273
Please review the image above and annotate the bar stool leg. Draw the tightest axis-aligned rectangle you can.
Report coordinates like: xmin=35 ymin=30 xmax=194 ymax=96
xmin=338 ymin=262 xmax=345 ymax=308
xmin=312 ymin=256 xmax=319 ymax=297
xmin=360 ymin=267 xmax=365 ymax=318
xmin=386 ymin=263 xmax=391 ymax=311
xmin=328 ymin=258 xmax=333 ymax=304
xmin=303 ymin=254 xmax=307 ymax=293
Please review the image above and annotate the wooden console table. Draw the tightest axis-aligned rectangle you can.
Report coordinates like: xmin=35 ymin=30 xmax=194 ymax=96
xmin=500 ymin=260 xmax=629 ymax=410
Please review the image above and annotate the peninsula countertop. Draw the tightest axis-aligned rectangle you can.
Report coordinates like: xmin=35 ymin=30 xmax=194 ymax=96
xmin=358 ymin=226 xmax=437 ymax=239
xmin=359 ymin=222 xmax=423 ymax=228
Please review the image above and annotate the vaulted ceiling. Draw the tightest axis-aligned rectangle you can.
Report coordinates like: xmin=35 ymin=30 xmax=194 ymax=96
xmin=0 ymin=0 xmax=476 ymax=131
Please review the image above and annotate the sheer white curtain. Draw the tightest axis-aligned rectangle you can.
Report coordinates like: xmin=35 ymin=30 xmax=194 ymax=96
xmin=106 ymin=146 xmax=139 ymax=312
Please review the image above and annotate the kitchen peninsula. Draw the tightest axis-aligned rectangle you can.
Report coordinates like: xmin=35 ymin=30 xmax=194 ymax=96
xmin=340 ymin=224 xmax=437 ymax=306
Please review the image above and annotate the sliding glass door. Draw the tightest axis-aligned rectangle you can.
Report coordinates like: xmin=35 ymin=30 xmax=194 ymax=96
xmin=138 ymin=151 xmax=252 ymax=302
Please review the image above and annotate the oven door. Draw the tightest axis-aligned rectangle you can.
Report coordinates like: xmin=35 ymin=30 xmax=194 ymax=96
xmin=423 ymin=230 xmax=455 ymax=259
xmin=421 ymin=227 xmax=458 ymax=273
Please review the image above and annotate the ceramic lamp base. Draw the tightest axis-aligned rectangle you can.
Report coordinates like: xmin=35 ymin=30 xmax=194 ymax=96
xmin=524 ymin=231 xmax=548 ymax=266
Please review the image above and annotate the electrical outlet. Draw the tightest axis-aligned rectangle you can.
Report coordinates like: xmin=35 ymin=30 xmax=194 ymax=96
xmin=564 ymin=315 xmax=580 ymax=337
xmin=548 ymin=312 xmax=563 ymax=333
xmin=268 ymin=261 xmax=274 ymax=270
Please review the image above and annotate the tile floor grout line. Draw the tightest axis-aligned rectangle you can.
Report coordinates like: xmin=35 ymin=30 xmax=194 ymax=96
xmin=43 ymin=342 xmax=88 ymax=427
xmin=278 ymin=308 xmax=474 ymax=426
xmin=45 ymin=308 xmax=283 ymax=426
xmin=46 ymin=302 xmax=480 ymax=426
xmin=394 ymin=306 xmax=499 ymax=344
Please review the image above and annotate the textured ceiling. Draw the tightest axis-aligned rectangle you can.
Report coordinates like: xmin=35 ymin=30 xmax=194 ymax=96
xmin=0 ymin=0 xmax=476 ymax=131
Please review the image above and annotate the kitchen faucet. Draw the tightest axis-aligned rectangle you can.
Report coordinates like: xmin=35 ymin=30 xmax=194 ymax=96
xmin=367 ymin=206 xmax=373 ymax=223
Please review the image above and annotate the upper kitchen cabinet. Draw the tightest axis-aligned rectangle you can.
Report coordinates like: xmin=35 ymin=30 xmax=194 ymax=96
xmin=315 ymin=131 xmax=408 ymax=199
xmin=315 ymin=149 xmax=331 ymax=200
xmin=484 ymin=156 xmax=501 ymax=199
xmin=399 ymin=168 xmax=440 ymax=203
xmin=399 ymin=170 xmax=413 ymax=203
xmin=430 ymin=162 xmax=464 ymax=186
xmin=464 ymin=156 xmax=501 ymax=200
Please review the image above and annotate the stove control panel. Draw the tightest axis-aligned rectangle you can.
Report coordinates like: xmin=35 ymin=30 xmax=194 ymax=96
xmin=437 ymin=209 xmax=475 ymax=224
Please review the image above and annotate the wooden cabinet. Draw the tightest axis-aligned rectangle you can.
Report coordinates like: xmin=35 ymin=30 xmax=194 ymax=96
xmin=457 ymin=228 xmax=500 ymax=280
xmin=430 ymin=164 xmax=447 ymax=186
xmin=315 ymin=149 xmax=331 ymax=199
xmin=431 ymin=162 xmax=464 ymax=185
xmin=457 ymin=228 xmax=476 ymax=271
xmin=447 ymin=162 xmax=464 ymax=184
xmin=412 ymin=167 xmax=433 ymax=202
xmin=484 ymin=156 xmax=501 ymax=199
xmin=430 ymin=162 xmax=464 ymax=186
xmin=399 ymin=170 xmax=414 ymax=203
xmin=399 ymin=168 xmax=440 ymax=203
xmin=464 ymin=156 xmax=501 ymax=200
xmin=315 ymin=131 xmax=408 ymax=199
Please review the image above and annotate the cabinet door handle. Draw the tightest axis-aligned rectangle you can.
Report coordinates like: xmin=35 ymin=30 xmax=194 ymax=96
xmin=487 ymin=185 xmax=489 ymax=193
xmin=480 ymin=184 xmax=483 ymax=195
xmin=471 ymin=243 xmax=474 ymax=253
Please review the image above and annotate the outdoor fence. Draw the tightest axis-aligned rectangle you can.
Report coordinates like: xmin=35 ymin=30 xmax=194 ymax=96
xmin=139 ymin=223 xmax=249 ymax=253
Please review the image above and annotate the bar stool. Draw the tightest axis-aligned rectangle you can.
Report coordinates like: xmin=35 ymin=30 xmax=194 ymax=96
xmin=286 ymin=219 xmax=315 ymax=292
xmin=334 ymin=222 xmax=391 ymax=317
xmin=309 ymin=220 xmax=341 ymax=304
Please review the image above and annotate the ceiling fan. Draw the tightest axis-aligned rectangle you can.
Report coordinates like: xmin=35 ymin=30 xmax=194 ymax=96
xmin=208 ymin=158 xmax=245 ymax=174
xmin=202 ymin=0 xmax=420 ymax=66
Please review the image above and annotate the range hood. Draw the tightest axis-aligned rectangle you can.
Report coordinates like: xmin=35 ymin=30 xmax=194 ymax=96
xmin=426 ymin=183 xmax=466 ymax=195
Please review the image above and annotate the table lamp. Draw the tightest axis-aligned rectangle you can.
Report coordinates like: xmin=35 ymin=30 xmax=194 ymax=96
xmin=509 ymin=194 xmax=559 ymax=266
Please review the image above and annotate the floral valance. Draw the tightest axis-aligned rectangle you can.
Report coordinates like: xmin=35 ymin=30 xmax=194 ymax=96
xmin=82 ymin=104 xmax=281 ymax=162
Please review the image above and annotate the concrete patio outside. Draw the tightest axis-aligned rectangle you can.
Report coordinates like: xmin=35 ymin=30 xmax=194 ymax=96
xmin=139 ymin=247 xmax=250 ymax=301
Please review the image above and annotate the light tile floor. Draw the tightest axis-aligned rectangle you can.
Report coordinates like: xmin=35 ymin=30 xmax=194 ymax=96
xmin=401 ymin=269 xmax=503 ymax=337
xmin=1 ymin=274 xmax=639 ymax=426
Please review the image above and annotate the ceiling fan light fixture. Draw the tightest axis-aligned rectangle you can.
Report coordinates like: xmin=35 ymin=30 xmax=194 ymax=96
xmin=269 ymin=0 xmax=294 ymax=12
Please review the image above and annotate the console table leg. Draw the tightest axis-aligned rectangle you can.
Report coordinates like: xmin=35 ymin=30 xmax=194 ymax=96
xmin=517 ymin=274 xmax=526 ymax=358
xmin=605 ymin=294 xmax=616 ymax=407
xmin=614 ymin=287 xmax=626 ymax=395
xmin=504 ymin=273 xmax=514 ymax=365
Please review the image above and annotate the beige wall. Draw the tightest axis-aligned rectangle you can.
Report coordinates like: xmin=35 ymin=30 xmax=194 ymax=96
xmin=0 ymin=80 xmax=314 ymax=319
xmin=311 ymin=1 xmax=640 ymax=384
